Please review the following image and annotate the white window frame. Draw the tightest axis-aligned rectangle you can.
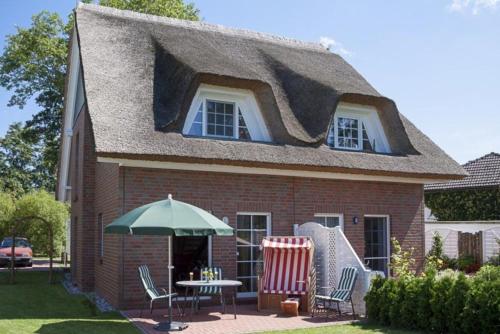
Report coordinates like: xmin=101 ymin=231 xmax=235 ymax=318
xmin=364 ymin=214 xmax=391 ymax=276
xmin=314 ymin=213 xmax=344 ymax=230
xmin=235 ymin=212 xmax=272 ymax=298
xmin=328 ymin=103 xmax=391 ymax=153
xmin=183 ymin=84 xmax=271 ymax=142
xmin=336 ymin=117 xmax=361 ymax=150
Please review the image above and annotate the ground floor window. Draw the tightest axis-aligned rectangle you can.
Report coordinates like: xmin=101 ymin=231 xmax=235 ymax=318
xmin=364 ymin=215 xmax=390 ymax=276
xmin=236 ymin=213 xmax=271 ymax=296
xmin=314 ymin=213 xmax=343 ymax=229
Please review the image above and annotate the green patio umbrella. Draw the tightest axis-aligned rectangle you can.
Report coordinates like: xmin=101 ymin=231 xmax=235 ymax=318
xmin=104 ymin=194 xmax=233 ymax=331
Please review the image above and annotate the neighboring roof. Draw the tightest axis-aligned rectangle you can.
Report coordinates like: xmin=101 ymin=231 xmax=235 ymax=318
xmin=425 ymin=153 xmax=500 ymax=191
xmin=73 ymin=3 xmax=466 ymax=180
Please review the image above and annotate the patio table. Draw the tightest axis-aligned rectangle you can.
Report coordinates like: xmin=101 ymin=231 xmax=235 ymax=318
xmin=176 ymin=280 xmax=242 ymax=320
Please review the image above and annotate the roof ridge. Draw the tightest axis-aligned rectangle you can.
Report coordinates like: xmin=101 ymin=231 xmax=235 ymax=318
xmin=77 ymin=3 xmax=330 ymax=53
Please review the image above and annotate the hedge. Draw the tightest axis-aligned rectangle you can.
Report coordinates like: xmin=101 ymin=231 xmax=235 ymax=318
xmin=365 ymin=265 xmax=500 ymax=333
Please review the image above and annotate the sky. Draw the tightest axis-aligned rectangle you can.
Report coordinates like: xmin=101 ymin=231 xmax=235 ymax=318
xmin=0 ymin=0 xmax=499 ymax=164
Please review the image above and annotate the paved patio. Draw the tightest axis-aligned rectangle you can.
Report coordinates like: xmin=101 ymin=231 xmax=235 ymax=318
xmin=123 ymin=304 xmax=355 ymax=334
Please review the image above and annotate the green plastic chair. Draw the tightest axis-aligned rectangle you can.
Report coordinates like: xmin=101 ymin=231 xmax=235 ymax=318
xmin=312 ymin=266 xmax=358 ymax=318
xmin=138 ymin=265 xmax=182 ymax=317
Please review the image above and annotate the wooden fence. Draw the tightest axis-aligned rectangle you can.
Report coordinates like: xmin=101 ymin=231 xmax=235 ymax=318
xmin=458 ymin=231 xmax=483 ymax=264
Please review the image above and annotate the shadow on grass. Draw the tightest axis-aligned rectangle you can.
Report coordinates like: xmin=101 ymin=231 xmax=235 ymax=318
xmin=34 ymin=320 xmax=140 ymax=334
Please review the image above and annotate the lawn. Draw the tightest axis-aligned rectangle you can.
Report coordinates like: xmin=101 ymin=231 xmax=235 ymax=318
xmin=263 ymin=324 xmax=420 ymax=334
xmin=0 ymin=270 xmax=139 ymax=334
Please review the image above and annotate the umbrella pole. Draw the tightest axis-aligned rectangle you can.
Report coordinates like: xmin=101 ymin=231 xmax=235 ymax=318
xmin=154 ymin=235 xmax=188 ymax=331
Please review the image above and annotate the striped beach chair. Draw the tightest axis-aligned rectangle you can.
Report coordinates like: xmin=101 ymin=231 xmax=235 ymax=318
xmin=312 ymin=266 xmax=358 ymax=318
xmin=138 ymin=265 xmax=182 ymax=317
xmin=258 ymin=237 xmax=315 ymax=312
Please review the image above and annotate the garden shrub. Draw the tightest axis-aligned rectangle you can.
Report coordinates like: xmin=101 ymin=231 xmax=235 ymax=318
xmin=446 ymin=272 xmax=469 ymax=333
xmin=462 ymin=265 xmax=500 ymax=334
xmin=430 ymin=270 xmax=455 ymax=332
xmin=364 ymin=273 xmax=384 ymax=322
xmin=457 ymin=255 xmax=476 ymax=272
xmin=365 ymin=255 xmax=500 ymax=333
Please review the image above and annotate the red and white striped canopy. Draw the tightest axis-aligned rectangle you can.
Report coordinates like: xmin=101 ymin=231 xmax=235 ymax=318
xmin=260 ymin=237 xmax=314 ymax=295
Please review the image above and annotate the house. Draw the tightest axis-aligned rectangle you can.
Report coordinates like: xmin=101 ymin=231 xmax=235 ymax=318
xmin=425 ymin=152 xmax=500 ymax=221
xmin=56 ymin=3 xmax=466 ymax=309
xmin=424 ymin=152 xmax=500 ymax=263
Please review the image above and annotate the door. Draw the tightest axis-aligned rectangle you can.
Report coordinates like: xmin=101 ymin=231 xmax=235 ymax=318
xmin=236 ymin=213 xmax=271 ymax=297
xmin=172 ymin=236 xmax=209 ymax=283
xmin=364 ymin=215 xmax=390 ymax=276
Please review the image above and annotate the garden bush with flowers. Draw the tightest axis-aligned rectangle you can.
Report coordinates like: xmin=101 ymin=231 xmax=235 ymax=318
xmin=365 ymin=238 xmax=500 ymax=333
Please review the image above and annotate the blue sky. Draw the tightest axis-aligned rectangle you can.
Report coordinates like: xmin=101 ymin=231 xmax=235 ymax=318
xmin=0 ymin=0 xmax=499 ymax=164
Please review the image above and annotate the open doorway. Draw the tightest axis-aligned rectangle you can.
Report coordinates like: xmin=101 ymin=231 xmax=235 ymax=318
xmin=172 ymin=236 xmax=209 ymax=284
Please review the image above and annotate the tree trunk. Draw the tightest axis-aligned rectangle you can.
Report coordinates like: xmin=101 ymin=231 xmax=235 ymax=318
xmin=9 ymin=230 xmax=16 ymax=284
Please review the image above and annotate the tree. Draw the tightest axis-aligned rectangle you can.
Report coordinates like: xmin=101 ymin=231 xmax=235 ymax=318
xmin=0 ymin=123 xmax=44 ymax=197
xmin=0 ymin=191 xmax=26 ymax=284
xmin=99 ymin=0 xmax=199 ymax=19
xmin=0 ymin=191 xmax=68 ymax=284
xmin=0 ymin=0 xmax=199 ymax=193
xmin=0 ymin=12 xmax=70 ymax=193
xmin=17 ymin=191 xmax=68 ymax=283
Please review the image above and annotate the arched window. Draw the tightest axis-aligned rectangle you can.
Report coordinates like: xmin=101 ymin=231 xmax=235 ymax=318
xmin=183 ymin=84 xmax=271 ymax=142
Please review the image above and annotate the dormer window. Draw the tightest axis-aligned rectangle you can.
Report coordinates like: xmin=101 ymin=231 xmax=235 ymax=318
xmin=327 ymin=103 xmax=391 ymax=153
xmin=183 ymin=84 xmax=271 ymax=142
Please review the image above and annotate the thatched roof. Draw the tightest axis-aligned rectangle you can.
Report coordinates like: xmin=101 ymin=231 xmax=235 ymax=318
xmin=425 ymin=153 xmax=500 ymax=191
xmin=74 ymin=3 xmax=466 ymax=180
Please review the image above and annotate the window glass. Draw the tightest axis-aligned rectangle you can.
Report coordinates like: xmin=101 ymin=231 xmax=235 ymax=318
xmin=314 ymin=215 xmax=341 ymax=228
xmin=206 ymin=100 xmax=235 ymax=138
xmin=364 ymin=216 xmax=389 ymax=276
xmin=327 ymin=123 xmax=335 ymax=148
xmin=362 ymin=123 xmax=373 ymax=151
xmin=188 ymin=102 xmax=203 ymax=136
xmin=238 ymin=109 xmax=251 ymax=140
xmin=236 ymin=214 xmax=269 ymax=294
xmin=337 ymin=117 xmax=359 ymax=149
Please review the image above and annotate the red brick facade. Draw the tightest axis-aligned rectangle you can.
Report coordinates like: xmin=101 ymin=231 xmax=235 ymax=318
xmin=71 ymin=110 xmax=425 ymax=309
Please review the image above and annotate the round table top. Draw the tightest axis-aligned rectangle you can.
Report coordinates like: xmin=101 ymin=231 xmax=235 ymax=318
xmin=176 ymin=280 xmax=242 ymax=287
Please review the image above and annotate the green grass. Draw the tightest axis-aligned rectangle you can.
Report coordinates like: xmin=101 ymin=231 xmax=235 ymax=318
xmin=0 ymin=271 xmax=139 ymax=334
xmin=262 ymin=323 xmax=420 ymax=334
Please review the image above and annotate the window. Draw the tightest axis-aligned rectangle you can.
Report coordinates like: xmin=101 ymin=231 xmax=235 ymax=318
xmin=314 ymin=214 xmax=343 ymax=229
xmin=183 ymin=84 xmax=271 ymax=142
xmin=236 ymin=213 xmax=271 ymax=296
xmin=327 ymin=103 xmax=390 ymax=153
xmin=97 ymin=213 xmax=103 ymax=259
xmin=364 ymin=215 xmax=390 ymax=276
xmin=206 ymin=100 xmax=234 ymax=137
xmin=337 ymin=117 xmax=359 ymax=149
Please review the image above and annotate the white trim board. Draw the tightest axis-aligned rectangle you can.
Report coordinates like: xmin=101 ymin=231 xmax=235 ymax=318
xmin=97 ymin=157 xmax=453 ymax=185
xmin=57 ymin=28 xmax=81 ymax=203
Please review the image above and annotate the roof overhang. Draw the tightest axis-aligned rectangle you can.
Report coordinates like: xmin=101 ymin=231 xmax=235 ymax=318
xmin=97 ymin=155 xmax=460 ymax=185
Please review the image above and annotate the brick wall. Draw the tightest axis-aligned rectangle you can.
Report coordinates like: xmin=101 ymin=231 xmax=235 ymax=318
xmin=106 ymin=166 xmax=424 ymax=309
xmin=69 ymin=127 xmax=424 ymax=309
xmin=70 ymin=107 xmax=96 ymax=291
xmin=94 ymin=162 xmax=122 ymax=307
